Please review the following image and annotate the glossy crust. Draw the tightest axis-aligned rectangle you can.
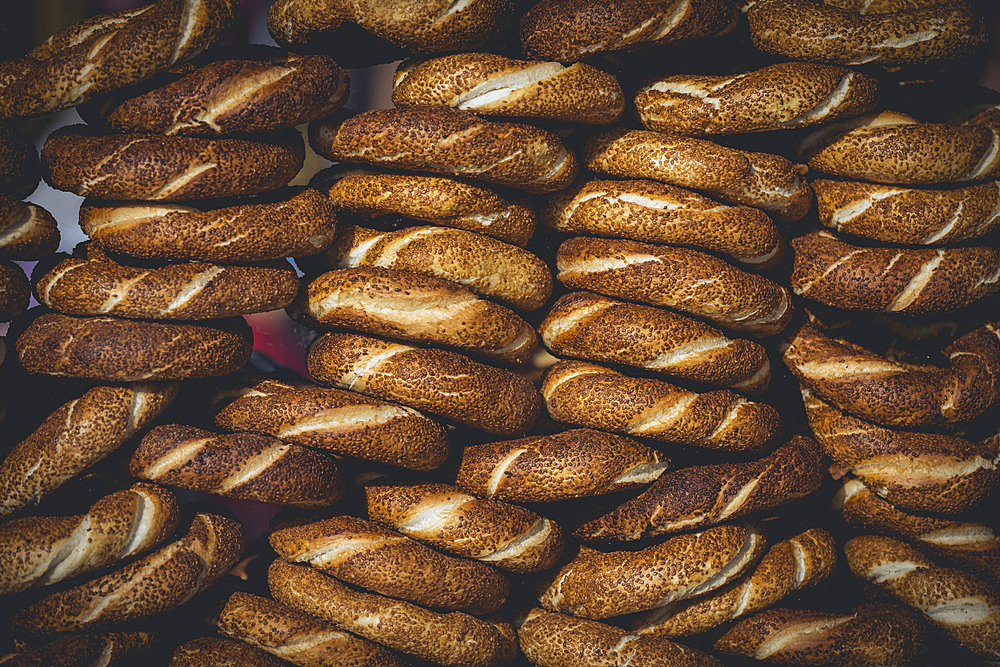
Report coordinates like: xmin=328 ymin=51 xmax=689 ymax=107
xmin=307 ymin=332 xmax=541 ymax=435
xmin=17 ymin=313 xmax=253 ymax=380
xmin=268 ymin=559 xmax=517 ymax=667
xmin=790 ymin=230 xmax=1000 ymax=313
xmin=79 ymin=188 xmax=338 ymax=262
xmin=305 ymin=267 xmax=538 ymax=364
xmin=556 ymin=236 xmax=792 ymax=336
xmin=309 ymin=107 xmax=577 ymax=194
xmin=392 ymin=53 xmax=623 ymax=124
xmin=1 ymin=631 xmax=153 ymax=667
xmin=541 ymin=360 xmax=780 ymax=452
xmin=0 ymin=0 xmax=238 ymax=119
xmin=636 ymin=62 xmax=879 ymax=135
xmin=582 ymin=128 xmax=811 ymax=222
xmin=269 ymin=515 xmax=509 ymax=614
xmin=365 ymin=482 xmax=564 ymax=573
xmin=0 ymin=260 xmax=29 ymax=321
xmin=0 ymin=195 xmax=59 ymax=260
xmin=0 ymin=384 xmax=177 ymax=517
xmin=574 ymin=436 xmax=825 ymax=541
xmin=43 ymin=126 xmax=304 ymax=201
xmin=0 ymin=124 xmax=40 ymax=198
xmin=541 ymin=178 xmax=784 ymax=268
xmin=11 ymin=513 xmax=243 ymax=637
xmin=130 ymin=424 xmax=343 ymax=507
xmin=539 ymin=292 xmax=772 ymax=394
xmin=169 ymin=637 xmax=285 ymax=667
xmin=214 ymin=379 xmax=449 ymax=471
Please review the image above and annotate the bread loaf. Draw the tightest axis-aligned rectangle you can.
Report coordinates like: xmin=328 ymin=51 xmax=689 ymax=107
xmin=169 ymin=637 xmax=285 ymax=667
xmin=0 ymin=195 xmax=59 ymax=260
xmin=0 ymin=124 xmax=40 ymax=197
xmin=0 ymin=260 xmax=29 ymax=321
xmin=0 ymin=631 xmax=153 ymax=667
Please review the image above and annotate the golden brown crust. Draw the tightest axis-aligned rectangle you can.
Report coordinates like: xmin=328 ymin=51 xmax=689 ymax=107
xmin=0 ymin=124 xmax=40 ymax=198
xmin=215 ymin=379 xmax=449 ymax=471
xmin=269 ymin=515 xmax=509 ymax=614
xmin=556 ymin=236 xmax=793 ymax=336
xmin=80 ymin=188 xmax=338 ymax=263
xmin=574 ymin=436 xmax=825 ymax=541
xmin=790 ymin=230 xmax=1000 ymax=313
xmin=306 ymin=267 xmax=538 ymax=365
xmin=43 ymin=126 xmax=304 ymax=201
xmin=309 ymin=106 xmax=577 ymax=194
xmin=365 ymin=482 xmax=564 ymax=573
xmin=0 ymin=384 xmax=177 ymax=517
xmin=0 ymin=0 xmax=238 ymax=119
xmin=636 ymin=62 xmax=879 ymax=135
xmin=0 ymin=195 xmax=59 ymax=260
xmin=392 ymin=53 xmax=623 ymax=124
xmin=541 ymin=178 xmax=784 ymax=268
xmin=268 ymin=559 xmax=517 ymax=667
xmin=582 ymin=128 xmax=811 ymax=222
xmin=0 ymin=259 xmax=29 ymax=321
xmin=129 ymin=424 xmax=343 ymax=507
xmin=2 ymin=631 xmax=153 ymax=667
xmin=170 ymin=637 xmax=285 ymax=667
xmin=539 ymin=292 xmax=772 ymax=394
xmin=307 ymin=332 xmax=541 ymax=435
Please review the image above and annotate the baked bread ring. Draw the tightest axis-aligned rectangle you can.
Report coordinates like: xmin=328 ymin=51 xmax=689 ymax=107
xmin=170 ymin=637 xmax=285 ymax=667
xmin=0 ymin=0 xmax=238 ymax=119
xmin=556 ymin=236 xmax=793 ymax=336
xmin=542 ymin=360 xmax=780 ymax=452
xmin=1 ymin=631 xmax=153 ymax=667
xmin=835 ymin=477 xmax=1000 ymax=586
xmin=635 ymin=528 xmax=837 ymax=638
xmin=306 ymin=224 xmax=552 ymax=311
xmin=392 ymin=53 xmax=624 ymax=124
xmin=214 ymin=379 xmax=449 ymax=471
xmin=455 ymin=428 xmax=669 ymax=503
xmin=574 ymin=436 xmax=825 ymax=541
xmin=217 ymin=592 xmax=402 ymax=667
xmin=43 ymin=126 xmax=304 ymax=201
xmin=582 ymin=128 xmax=811 ymax=222
xmin=269 ymin=559 xmax=516 ymax=667
xmin=269 ymin=515 xmax=509 ymax=614
xmin=306 ymin=267 xmax=537 ymax=364
xmin=520 ymin=0 xmax=736 ymax=62
xmin=636 ymin=62 xmax=879 ymax=136
xmin=0 ymin=260 xmax=29 ymax=322
xmin=0 ymin=483 xmax=178 ymax=594
xmin=309 ymin=107 xmax=577 ymax=194
xmin=790 ymin=231 xmax=1000 ymax=313
xmin=79 ymin=188 xmax=337 ymax=263
xmin=16 ymin=313 xmax=253 ymax=380
xmin=538 ymin=524 xmax=766 ymax=619
xmin=541 ymin=178 xmax=785 ymax=268
xmin=845 ymin=535 xmax=1000 ymax=662
xmin=366 ymin=482 xmax=565 ymax=573
xmin=100 ymin=53 xmax=348 ymax=136
xmin=307 ymin=332 xmax=541 ymax=435
xmin=10 ymin=512 xmax=243 ymax=638
xmin=802 ymin=388 xmax=999 ymax=514
xmin=813 ymin=178 xmax=1000 ymax=245
xmin=36 ymin=252 xmax=298 ymax=320
xmin=518 ymin=609 xmax=721 ymax=667
xmin=0 ymin=124 xmax=40 ymax=198
xmin=130 ymin=424 xmax=344 ymax=507
xmin=783 ymin=321 xmax=1000 ymax=427
xmin=539 ymin=292 xmax=772 ymax=394
xmin=747 ymin=0 xmax=987 ymax=66
xmin=0 ymin=195 xmax=59 ymax=260
xmin=715 ymin=603 xmax=927 ymax=665
xmin=0 ymin=384 xmax=176 ymax=517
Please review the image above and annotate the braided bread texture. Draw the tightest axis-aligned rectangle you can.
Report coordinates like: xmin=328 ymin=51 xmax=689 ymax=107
xmin=540 ymin=292 xmax=772 ymax=393
xmin=309 ymin=107 xmax=577 ymax=193
xmin=366 ymin=482 xmax=564 ymax=573
xmin=170 ymin=637 xmax=285 ymax=667
xmin=269 ymin=515 xmax=509 ymax=614
xmin=0 ymin=384 xmax=176 ymax=517
xmin=11 ymin=512 xmax=243 ymax=637
xmin=0 ymin=0 xmax=238 ymax=119
xmin=0 ymin=125 xmax=40 ymax=198
xmin=130 ymin=424 xmax=343 ymax=507
xmin=784 ymin=321 xmax=1000 ymax=427
xmin=269 ymin=559 xmax=517 ymax=667
xmin=392 ymin=53 xmax=624 ymax=124
xmin=791 ymin=230 xmax=1000 ymax=313
xmin=636 ymin=62 xmax=878 ymax=135
xmin=307 ymin=332 xmax=541 ymax=435
xmin=574 ymin=436 xmax=825 ymax=541
xmin=845 ymin=535 xmax=1000 ymax=661
xmin=0 ymin=195 xmax=59 ymax=260
xmin=582 ymin=128 xmax=811 ymax=222
xmin=0 ymin=631 xmax=153 ymax=667
xmin=0 ymin=260 xmax=29 ymax=321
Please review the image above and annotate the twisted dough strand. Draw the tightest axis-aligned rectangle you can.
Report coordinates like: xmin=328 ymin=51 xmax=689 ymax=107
xmin=0 ymin=631 xmax=153 ymax=667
